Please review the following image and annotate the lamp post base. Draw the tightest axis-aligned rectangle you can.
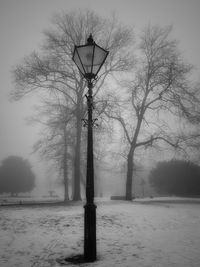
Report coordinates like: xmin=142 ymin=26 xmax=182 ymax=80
xmin=84 ymin=203 xmax=97 ymax=262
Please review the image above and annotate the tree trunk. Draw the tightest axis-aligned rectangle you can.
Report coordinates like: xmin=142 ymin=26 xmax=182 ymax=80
xmin=73 ymin=110 xmax=82 ymax=201
xmin=63 ymin=128 xmax=69 ymax=202
xmin=64 ymin=168 xmax=69 ymax=201
xmin=126 ymin=148 xmax=134 ymax=200
xmin=125 ymin=115 xmax=142 ymax=200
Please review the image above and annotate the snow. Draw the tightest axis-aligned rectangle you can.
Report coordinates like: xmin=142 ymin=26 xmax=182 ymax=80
xmin=0 ymin=198 xmax=200 ymax=267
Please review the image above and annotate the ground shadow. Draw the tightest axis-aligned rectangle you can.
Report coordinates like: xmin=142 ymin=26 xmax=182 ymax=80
xmin=56 ymin=254 xmax=90 ymax=265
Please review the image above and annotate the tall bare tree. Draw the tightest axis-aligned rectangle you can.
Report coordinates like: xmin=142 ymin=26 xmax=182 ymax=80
xmin=30 ymin=93 xmax=75 ymax=201
xmin=12 ymin=10 xmax=134 ymax=200
xmin=105 ymin=25 xmax=200 ymax=200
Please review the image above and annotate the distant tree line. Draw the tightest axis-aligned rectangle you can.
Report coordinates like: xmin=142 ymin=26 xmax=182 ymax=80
xmin=149 ymin=159 xmax=200 ymax=196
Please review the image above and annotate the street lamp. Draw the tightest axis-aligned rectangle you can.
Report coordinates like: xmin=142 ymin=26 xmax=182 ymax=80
xmin=72 ymin=34 xmax=109 ymax=262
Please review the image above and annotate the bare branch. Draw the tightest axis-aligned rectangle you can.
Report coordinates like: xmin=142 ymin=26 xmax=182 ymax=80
xmin=104 ymin=110 xmax=131 ymax=144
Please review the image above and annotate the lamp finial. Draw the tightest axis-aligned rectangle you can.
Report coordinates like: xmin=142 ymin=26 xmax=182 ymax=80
xmin=87 ymin=34 xmax=94 ymax=44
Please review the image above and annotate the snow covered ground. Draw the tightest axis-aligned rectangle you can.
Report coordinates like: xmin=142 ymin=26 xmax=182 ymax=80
xmin=0 ymin=198 xmax=200 ymax=267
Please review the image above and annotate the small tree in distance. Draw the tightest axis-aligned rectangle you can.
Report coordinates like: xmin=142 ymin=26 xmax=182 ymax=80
xmin=149 ymin=159 xmax=200 ymax=196
xmin=0 ymin=156 xmax=35 ymax=196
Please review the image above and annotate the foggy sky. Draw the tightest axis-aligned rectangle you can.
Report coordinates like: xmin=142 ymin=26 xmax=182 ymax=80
xmin=0 ymin=0 xmax=200 ymax=180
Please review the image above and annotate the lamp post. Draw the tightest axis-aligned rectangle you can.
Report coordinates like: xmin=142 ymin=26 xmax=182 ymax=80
xmin=72 ymin=34 xmax=109 ymax=262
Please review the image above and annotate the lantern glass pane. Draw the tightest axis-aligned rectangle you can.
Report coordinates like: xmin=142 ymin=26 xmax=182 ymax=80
xmin=73 ymin=48 xmax=85 ymax=75
xmin=76 ymin=45 xmax=94 ymax=73
xmin=93 ymin=45 xmax=108 ymax=67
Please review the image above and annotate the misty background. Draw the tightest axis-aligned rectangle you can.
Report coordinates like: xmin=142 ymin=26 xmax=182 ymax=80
xmin=1 ymin=0 xmax=200 ymax=199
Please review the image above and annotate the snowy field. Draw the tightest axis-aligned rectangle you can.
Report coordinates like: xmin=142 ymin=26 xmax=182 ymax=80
xmin=0 ymin=198 xmax=200 ymax=267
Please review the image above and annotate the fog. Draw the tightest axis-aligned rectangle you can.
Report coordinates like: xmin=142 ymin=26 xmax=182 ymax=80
xmin=1 ymin=0 xmax=200 ymax=200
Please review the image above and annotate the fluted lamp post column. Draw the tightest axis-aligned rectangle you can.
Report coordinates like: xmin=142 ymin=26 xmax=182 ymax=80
xmin=72 ymin=34 xmax=109 ymax=262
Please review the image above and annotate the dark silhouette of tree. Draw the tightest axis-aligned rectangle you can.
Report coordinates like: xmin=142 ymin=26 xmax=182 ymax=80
xmin=0 ymin=156 xmax=35 ymax=196
xmin=12 ymin=10 xmax=134 ymax=200
xmin=105 ymin=25 xmax=200 ymax=200
xmin=149 ymin=159 xmax=200 ymax=196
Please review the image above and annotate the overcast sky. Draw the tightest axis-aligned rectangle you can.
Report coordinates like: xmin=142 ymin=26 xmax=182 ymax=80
xmin=0 ymin=0 xmax=200 ymax=178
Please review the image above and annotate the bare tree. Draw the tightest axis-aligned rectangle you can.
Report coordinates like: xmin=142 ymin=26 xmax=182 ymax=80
xmin=105 ymin=25 xmax=200 ymax=200
xmin=30 ymin=93 xmax=75 ymax=201
xmin=12 ymin=10 xmax=134 ymax=200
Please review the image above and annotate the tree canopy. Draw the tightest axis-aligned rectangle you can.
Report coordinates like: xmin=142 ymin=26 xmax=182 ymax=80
xmin=0 ymin=156 xmax=35 ymax=196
